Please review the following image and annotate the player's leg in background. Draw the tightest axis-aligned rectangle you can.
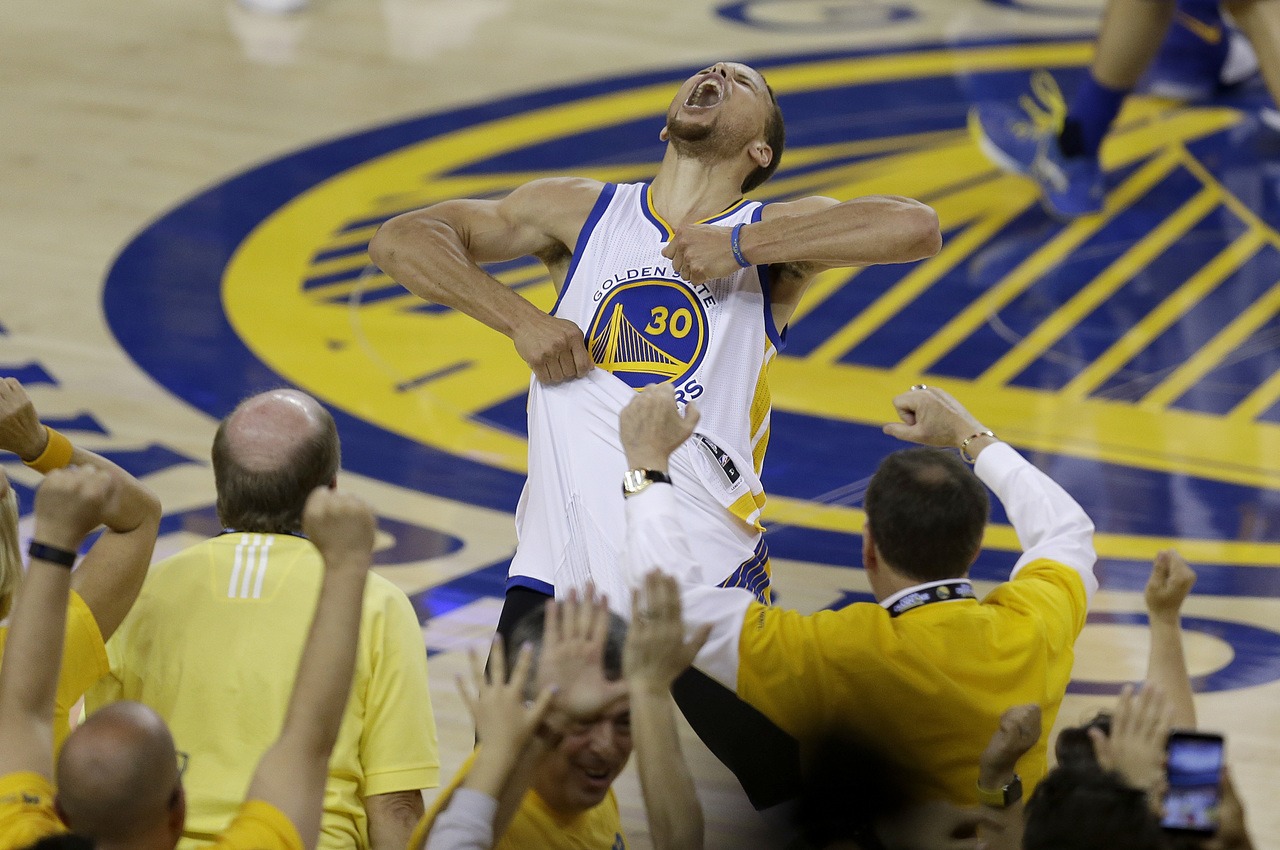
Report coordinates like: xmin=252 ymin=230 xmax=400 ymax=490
xmin=671 ymin=666 xmax=805 ymax=817
xmin=1146 ymin=0 xmax=1239 ymax=99
xmin=1226 ymin=0 xmax=1280 ymax=112
xmin=492 ymin=585 xmax=553 ymax=652
xmin=970 ymin=0 xmax=1176 ymax=218
xmin=1063 ymin=0 xmax=1176 ymax=153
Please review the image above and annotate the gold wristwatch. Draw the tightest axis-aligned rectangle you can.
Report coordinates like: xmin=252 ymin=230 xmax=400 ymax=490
xmin=622 ymin=468 xmax=672 ymax=497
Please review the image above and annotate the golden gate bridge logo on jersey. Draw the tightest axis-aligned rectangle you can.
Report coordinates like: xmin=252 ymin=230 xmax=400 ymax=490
xmin=586 ymin=278 xmax=708 ymax=388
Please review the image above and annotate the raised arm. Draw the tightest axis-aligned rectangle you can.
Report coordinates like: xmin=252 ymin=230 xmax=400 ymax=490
xmin=243 ymin=488 xmax=373 ymax=850
xmin=750 ymin=195 xmax=942 ymax=267
xmin=973 ymin=704 xmax=1042 ymax=850
xmin=0 ymin=377 xmax=162 ymax=639
xmin=1087 ymin=683 xmax=1173 ymax=806
xmin=368 ymin=177 xmax=604 ymax=385
xmin=660 ymin=194 xmax=941 ymax=325
xmin=625 ymin=571 xmax=711 ymax=850
xmin=0 ymin=467 xmax=115 ymax=780
xmin=422 ymin=640 xmax=554 ymax=850
xmin=883 ymin=385 xmax=1097 ymax=598
xmin=619 ymin=385 xmax=757 ymax=692
xmin=1143 ymin=550 xmax=1198 ymax=729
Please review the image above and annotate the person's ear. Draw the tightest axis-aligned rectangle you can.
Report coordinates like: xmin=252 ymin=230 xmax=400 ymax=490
xmin=168 ymin=785 xmax=186 ymax=837
xmin=660 ymin=126 xmax=669 ymax=142
xmin=750 ymin=143 xmax=772 ymax=170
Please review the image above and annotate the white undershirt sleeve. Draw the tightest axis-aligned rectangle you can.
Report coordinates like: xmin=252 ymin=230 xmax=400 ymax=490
xmin=424 ymin=789 xmax=498 ymax=850
xmin=624 ymin=483 xmax=755 ymax=692
xmin=974 ymin=442 xmax=1099 ymax=600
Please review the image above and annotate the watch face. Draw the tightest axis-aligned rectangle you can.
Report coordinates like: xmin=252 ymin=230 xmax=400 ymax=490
xmin=622 ymin=469 xmax=650 ymax=494
xmin=978 ymin=775 xmax=1021 ymax=808
xmin=1002 ymin=776 xmax=1023 ymax=806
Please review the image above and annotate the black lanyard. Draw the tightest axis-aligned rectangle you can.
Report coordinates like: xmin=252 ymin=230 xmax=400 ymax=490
xmin=887 ymin=580 xmax=975 ymax=617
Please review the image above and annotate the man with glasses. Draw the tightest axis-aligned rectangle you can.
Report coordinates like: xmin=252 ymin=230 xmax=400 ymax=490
xmin=0 ymin=468 xmax=377 ymax=850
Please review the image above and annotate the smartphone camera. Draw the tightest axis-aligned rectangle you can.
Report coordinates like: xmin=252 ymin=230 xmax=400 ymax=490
xmin=1161 ymin=731 xmax=1224 ymax=835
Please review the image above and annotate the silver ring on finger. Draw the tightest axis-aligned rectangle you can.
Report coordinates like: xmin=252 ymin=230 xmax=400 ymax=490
xmin=910 ymin=383 xmax=927 ymax=391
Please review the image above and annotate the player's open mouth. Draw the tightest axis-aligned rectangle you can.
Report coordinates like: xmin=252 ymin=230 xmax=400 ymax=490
xmin=685 ymin=77 xmax=724 ymax=109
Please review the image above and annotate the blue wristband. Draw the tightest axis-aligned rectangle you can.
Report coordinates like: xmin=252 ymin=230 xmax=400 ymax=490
xmin=730 ymin=222 xmax=751 ymax=268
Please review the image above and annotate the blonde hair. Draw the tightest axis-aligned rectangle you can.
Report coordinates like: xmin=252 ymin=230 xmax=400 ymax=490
xmin=0 ymin=485 xmax=21 ymax=621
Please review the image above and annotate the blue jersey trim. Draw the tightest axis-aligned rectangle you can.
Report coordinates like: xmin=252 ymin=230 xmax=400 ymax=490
xmin=640 ymin=183 xmax=672 ymax=241
xmin=753 ymin=203 xmax=787 ymax=351
xmin=506 ymin=575 xmax=555 ymax=596
xmin=639 ymin=184 xmax=754 ymax=241
xmin=551 ymin=182 xmax=616 ymax=318
xmin=718 ymin=537 xmax=771 ymax=604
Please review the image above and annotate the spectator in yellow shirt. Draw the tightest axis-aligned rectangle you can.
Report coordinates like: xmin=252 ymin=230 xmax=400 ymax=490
xmin=0 ymin=469 xmax=377 ymax=850
xmin=617 ymin=383 xmax=1098 ymax=805
xmin=0 ymin=377 xmax=161 ymax=750
xmin=417 ymin=572 xmax=712 ymax=850
xmin=85 ymin=389 xmax=438 ymax=850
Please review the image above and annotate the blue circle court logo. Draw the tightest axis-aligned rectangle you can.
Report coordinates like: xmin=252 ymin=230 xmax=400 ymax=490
xmin=586 ymin=279 xmax=708 ymax=388
xmin=104 ymin=38 xmax=1280 ymax=692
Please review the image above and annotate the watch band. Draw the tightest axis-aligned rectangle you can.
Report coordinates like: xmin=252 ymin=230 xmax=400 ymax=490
xmin=976 ymin=773 xmax=1022 ymax=808
xmin=960 ymin=430 xmax=996 ymax=464
xmin=621 ymin=468 xmax=672 ymax=497
xmin=28 ymin=541 xmax=78 ymax=569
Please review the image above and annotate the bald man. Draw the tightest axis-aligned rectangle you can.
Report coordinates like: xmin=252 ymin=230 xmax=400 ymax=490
xmin=85 ymin=390 xmax=439 ymax=850
xmin=0 ymin=467 xmax=378 ymax=850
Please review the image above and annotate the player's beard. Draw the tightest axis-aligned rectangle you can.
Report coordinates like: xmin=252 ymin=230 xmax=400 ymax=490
xmin=666 ymin=115 xmax=714 ymax=146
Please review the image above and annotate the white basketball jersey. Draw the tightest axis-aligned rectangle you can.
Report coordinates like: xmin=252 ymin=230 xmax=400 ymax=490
xmin=508 ymin=182 xmax=781 ymax=603
xmin=549 ymin=181 xmax=782 ymax=527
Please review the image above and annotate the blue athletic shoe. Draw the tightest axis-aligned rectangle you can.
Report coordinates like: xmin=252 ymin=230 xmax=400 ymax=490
xmin=968 ymin=101 xmax=1040 ymax=175
xmin=1033 ymin=148 xmax=1105 ymax=220
xmin=969 ymin=72 xmax=1104 ymax=220
xmin=1143 ymin=9 xmax=1232 ymax=101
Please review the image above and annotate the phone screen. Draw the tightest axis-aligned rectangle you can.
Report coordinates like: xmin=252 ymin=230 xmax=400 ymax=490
xmin=1161 ymin=732 xmax=1224 ymax=834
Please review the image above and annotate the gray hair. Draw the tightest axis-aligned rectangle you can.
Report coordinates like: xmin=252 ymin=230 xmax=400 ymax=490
xmin=507 ymin=602 xmax=628 ymax=699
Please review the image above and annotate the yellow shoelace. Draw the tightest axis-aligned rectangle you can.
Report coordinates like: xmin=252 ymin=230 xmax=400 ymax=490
xmin=1013 ymin=70 xmax=1068 ymax=139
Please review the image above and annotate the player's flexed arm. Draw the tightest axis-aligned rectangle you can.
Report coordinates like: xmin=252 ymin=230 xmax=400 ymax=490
xmin=662 ymin=194 xmax=942 ymax=328
xmin=369 ymin=177 xmax=606 ymax=384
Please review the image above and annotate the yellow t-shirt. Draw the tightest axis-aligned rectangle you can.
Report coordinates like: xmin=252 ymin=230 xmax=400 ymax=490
xmin=84 ymin=534 xmax=439 ymax=850
xmin=0 ymin=772 xmax=302 ymax=850
xmin=0 ymin=773 xmax=63 ymax=850
xmin=736 ymin=559 xmax=1088 ymax=803
xmin=0 ymin=592 xmax=108 ymax=753
xmin=410 ymin=751 xmax=627 ymax=850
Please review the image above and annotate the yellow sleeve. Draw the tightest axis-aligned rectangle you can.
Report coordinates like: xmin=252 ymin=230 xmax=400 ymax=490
xmin=360 ymin=585 xmax=440 ymax=796
xmin=735 ymin=603 xmax=878 ymax=738
xmin=52 ymin=592 xmax=110 ymax=750
xmin=0 ymin=772 xmax=67 ymax=850
xmin=986 ymin=559 xmax=1089 ymax=652
xmin=208 ymin=800 xmax=304 ymax=850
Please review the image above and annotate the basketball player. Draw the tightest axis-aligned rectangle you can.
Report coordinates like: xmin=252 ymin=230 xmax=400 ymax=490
xmin=370 ymin=60 xmax=941 ymax=809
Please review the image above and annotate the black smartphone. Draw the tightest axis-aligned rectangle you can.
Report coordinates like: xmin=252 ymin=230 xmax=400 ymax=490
xmin=1160 ymin=731 xmax=1225 ymax=835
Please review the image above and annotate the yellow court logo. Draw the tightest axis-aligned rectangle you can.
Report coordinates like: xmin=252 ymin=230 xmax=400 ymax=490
xmin=218 ymin=39 xmax=1280 ymax=573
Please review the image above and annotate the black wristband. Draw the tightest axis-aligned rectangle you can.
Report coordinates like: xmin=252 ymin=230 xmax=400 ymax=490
xmin=28 ymin=541 xmax=78 ymax=569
